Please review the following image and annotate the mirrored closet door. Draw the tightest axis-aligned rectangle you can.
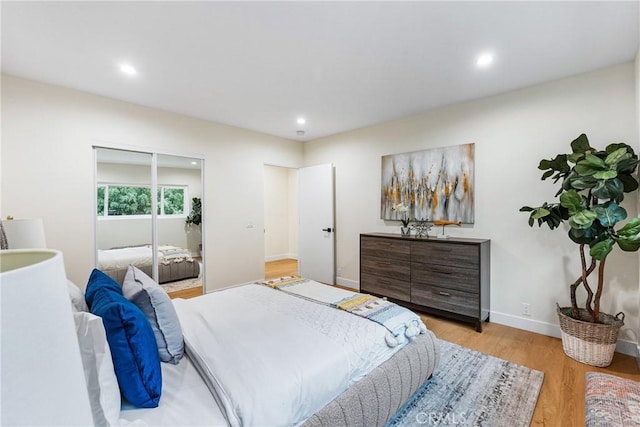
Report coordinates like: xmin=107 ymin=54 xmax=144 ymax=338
xmin=94 ymin=147 xmax=204 ymax=296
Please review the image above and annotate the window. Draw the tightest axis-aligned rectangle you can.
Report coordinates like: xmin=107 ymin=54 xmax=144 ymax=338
xmin=97 ymin=184 xmax=187 ymax=217
xmin=158 ymin=187 xmax=185 ymax=215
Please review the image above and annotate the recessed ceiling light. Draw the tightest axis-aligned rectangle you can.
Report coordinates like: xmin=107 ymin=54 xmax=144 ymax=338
xmin=296 ymin=117 xmax=306 ymax=125
xmin=476 ymin=53 xmax=494 ymax=68
xmin=119 ymin=63 xmax=137 ymax=76
xmin=191 ymin=161 xmax=197 ymax=165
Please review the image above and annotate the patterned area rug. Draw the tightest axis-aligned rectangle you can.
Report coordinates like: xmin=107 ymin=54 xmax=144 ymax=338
xmin=586 ymin=372 xmax=640 ymax=427
xmin=387 ymin=339 xmax=544 ymax=427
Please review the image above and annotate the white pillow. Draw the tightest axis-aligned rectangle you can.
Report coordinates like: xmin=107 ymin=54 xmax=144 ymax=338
xmin=122 ymin=265 xmax=184 ymax=364
xmin=74 ymin=311 xmax=121 ymax=426
xmin=67 ymin=279 xmax=89 ymax=312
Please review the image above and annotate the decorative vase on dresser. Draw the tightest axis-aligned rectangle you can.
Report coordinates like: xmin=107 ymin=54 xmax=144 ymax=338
xmin=360 ymin=233 xmax=490 ymax=332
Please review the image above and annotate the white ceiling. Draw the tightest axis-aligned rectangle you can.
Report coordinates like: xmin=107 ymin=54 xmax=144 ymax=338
xmin=2 ymin=1 xmax=639 ymax=142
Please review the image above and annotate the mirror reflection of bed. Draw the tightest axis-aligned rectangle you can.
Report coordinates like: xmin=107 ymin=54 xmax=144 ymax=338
xmin=95 ymin=148 xmax=204 ymax=299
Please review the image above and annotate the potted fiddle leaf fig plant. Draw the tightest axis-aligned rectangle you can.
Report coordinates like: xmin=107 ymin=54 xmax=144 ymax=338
xmin=520 ymin=133 xmax=640 ymax=367
xmin=185 ymin=197 xmax=202 ymax=226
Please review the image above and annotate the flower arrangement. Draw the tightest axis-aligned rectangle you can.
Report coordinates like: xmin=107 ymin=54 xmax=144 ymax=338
xmin=392 ymin=203 xmax=411 ymax=227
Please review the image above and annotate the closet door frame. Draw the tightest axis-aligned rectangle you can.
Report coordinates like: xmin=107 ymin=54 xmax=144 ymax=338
xmin=93 ymin=143 xmax=205 ymax=287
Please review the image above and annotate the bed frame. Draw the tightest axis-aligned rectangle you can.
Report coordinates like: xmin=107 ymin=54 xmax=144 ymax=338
xmin=303 ymin=330 xmax=440 ymax=426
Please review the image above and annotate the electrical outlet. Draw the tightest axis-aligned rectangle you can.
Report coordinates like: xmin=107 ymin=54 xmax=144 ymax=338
xmin=521 ymin=303 xmax=531 ymax=316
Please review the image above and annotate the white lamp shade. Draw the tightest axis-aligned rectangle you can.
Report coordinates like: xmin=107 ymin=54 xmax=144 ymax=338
xmin=2 ymin=219 xmax=47 ymax=249
xmin=1 ymin=250 xmax=93 ymax=426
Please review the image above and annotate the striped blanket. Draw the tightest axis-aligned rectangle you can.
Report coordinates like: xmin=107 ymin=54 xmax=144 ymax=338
xmin=262 ymin=276 xmax=427 ymax=347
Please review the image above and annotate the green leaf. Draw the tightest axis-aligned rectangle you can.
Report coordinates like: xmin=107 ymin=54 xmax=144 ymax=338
xmin=615 ymin=218 xmax=640 ymax=252
xmin=541 ymin=154 xmax=569 ymax=174
xmin=571 ymin=134 xmax=592 ymax=154
xmin=616 ymin=217 xmax=640 ymax=238
xmin=559 ymin=190 xmax=582 ymax=213
xmin=538 ymin=159 xmax=551 ymax=170
xmin=592 ymin=169 xmax=618 ymax=180
xmin=616 ymin=157 xmax=639 ymax=174
xmin=568 ymin=210 xmax=597 ymax=229
xmin=593 ymin=202 xmax=627 ymax=227
xmin=590 ymin=239 xmax=614 ymax=260
xmin=604 ymin=147 xmax=629 ymax=166
xmin=606 ymin=142 xmax=634 ymax=156
xmin=575 ymin=154 xmax=606 ymax=176
xmin=567 ymin=152 xmax=585 ymax=164
xmin=532 ymin=208 xmax=550 ymax=219
xmin=592 ymin=178 xmax=624 ymax=202
xmin=519 ymin=206 xmax=534 ymax=212
xmin=564 ymin=171 xmax=598 ymax=190
xmin=540 ymin=169 xmax=554 ymax=180
xmin=618 ymin=174 xmax=639 ymax=193
xmin=617 ymin=238 xmax=640 ymax=252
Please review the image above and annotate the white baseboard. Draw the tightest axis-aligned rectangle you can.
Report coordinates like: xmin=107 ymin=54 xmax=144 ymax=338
xmin=265 ymin=253 xmax=298 ymax=262
xmin=491 ymin=310 xmax=639 ymax=357
xmin=490 ymin=311 xmax=562 ymax=339
xmin=336 ymin=276 xmax=359 ymax=290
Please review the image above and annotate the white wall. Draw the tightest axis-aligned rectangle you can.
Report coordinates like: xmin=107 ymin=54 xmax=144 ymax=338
xmin=303 ymin=63 xmax=639 ymax=354
xmin=288 ymin=168 xmax=299 ymax=257
xmin=1 ymin=75 xmax=303 ymax=291
xmin=264 ymin=165 xmax=298 ymax=261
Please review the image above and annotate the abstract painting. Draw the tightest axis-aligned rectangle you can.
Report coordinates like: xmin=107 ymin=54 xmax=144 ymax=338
xmin=381 ymin=143 xmax=475 ymax=223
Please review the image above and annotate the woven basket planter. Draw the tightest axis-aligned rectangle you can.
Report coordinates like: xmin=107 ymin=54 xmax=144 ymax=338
xmin=557 ymin=304 xmax=624 ymax=367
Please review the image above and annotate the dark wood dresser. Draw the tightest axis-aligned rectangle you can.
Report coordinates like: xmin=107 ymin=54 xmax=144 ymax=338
xmin=360 ymin=233 xmax=490 ymax=332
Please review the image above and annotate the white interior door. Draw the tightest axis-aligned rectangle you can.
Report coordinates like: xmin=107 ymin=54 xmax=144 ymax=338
xmin=298 ymin=163 xmax=335 ymax=284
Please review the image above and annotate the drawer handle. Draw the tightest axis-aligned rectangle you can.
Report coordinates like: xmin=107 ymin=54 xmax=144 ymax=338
xmin=438 ymin=291 xmax=451 ymax=297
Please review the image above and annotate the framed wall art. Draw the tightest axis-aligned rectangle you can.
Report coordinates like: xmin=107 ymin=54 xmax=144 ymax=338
xmin=381 ymin=143 xmax=475 ymax=223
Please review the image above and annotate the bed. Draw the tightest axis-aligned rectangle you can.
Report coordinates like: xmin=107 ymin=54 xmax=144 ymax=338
xmin=78 ymin=272 xmax=440 ymax=427
xmin=97 ymin=245 xmax=200 ymax=284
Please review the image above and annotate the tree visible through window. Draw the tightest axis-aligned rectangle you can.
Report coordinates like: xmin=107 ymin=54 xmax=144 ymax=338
xmin=161 ymin=188 xmax=185 ymax=215
xmin=97 ymin=185 xmax=186 ymax=217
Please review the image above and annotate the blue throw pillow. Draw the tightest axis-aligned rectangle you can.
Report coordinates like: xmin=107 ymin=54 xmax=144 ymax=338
xmin=85 ymin=269 xmax=162 ymax=408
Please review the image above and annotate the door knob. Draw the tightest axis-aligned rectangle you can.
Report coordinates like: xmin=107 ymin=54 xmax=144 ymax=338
xmin=322 ymin=228 xmax=334 ymax=233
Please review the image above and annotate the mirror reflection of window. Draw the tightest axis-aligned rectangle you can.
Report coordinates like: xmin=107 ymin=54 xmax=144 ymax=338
xmin=94 ymin=148 xmax=204 ymax=298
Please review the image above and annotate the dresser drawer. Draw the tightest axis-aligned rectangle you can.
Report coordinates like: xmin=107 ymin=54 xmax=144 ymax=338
xmin=361 ymin=236 xmax=410 ymax=261
xmin=411 ymin=242 xmax=479 ymax=269
xmin=361 ymin=255 xmax=410 ymax=282
xmin=411 ymin=262 xmax=479 ymax=294
xmin=360 ymin=233 xmax=490 ymax=332
xmin=361 ymin=273 xmax=410 ymax=302
xmin=411 ymin=283 xmax=478 ymax=317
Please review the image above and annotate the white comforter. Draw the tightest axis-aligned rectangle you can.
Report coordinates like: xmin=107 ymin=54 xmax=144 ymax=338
xmin=172 ymin=284 xmax=405 ymax=427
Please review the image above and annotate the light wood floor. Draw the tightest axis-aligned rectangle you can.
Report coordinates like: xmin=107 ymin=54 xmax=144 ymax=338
xmin=265 ymin=258 xmax=299 ymax=279
xmin=167 ymin=285 xmax=204 ymax=299
xmin=174 ymin=258 xmax=640 ymax=425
